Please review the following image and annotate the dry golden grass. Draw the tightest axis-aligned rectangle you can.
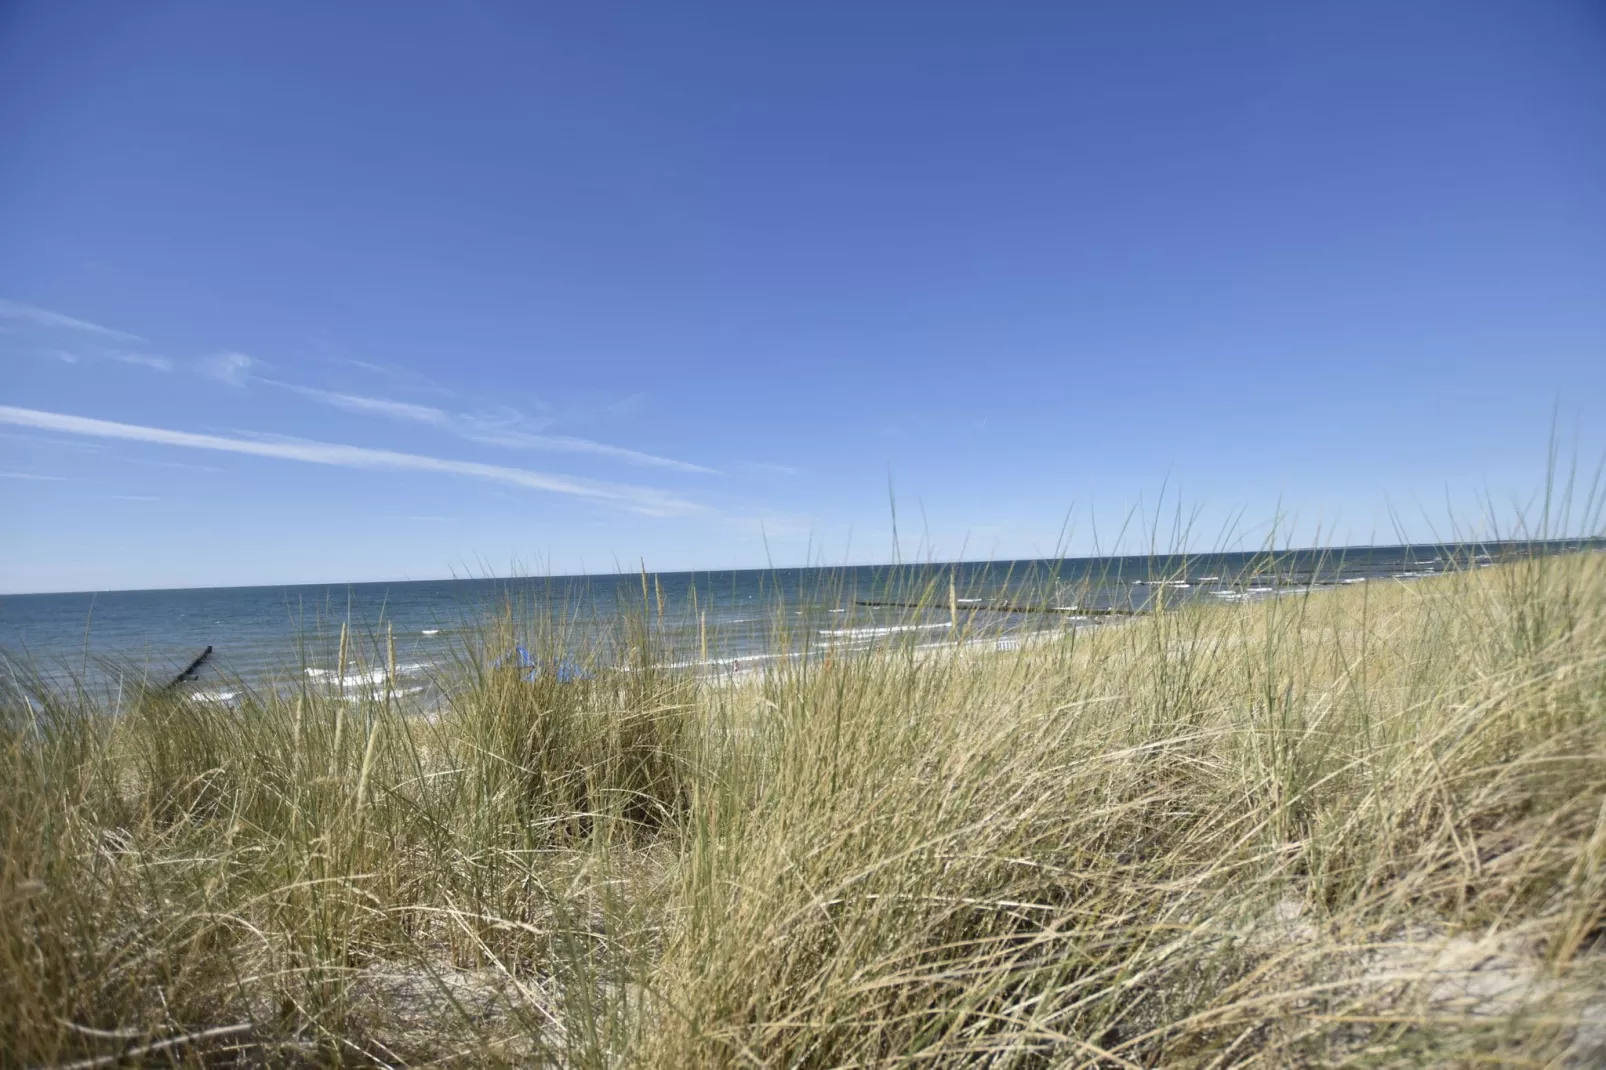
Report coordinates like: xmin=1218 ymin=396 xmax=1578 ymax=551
xmin=4 ymin=548 xmax=1605 ymax=1067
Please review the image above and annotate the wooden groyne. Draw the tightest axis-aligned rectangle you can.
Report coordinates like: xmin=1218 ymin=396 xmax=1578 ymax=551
xmin=854 ymin=600 xmax=1138 ymax=616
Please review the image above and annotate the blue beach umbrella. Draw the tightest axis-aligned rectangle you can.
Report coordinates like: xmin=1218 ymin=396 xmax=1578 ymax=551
xmin=493 ymin=645 xmax=589 ymax=683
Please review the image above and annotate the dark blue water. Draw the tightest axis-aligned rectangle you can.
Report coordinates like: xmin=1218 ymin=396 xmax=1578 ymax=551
xmin=1 ymin=541 xmax=1593 ymax=701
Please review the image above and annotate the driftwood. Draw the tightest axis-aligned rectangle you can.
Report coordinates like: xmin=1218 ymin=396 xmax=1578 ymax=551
xmin=164 ymin=646 xmax=214 ymax=690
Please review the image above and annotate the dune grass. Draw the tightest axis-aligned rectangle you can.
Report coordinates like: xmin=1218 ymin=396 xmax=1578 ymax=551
xmin=4 ymin=544 xmax=1606 ymax=1067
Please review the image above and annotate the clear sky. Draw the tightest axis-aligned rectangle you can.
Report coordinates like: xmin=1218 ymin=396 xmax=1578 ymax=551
xmin=2 ymin=1 xmax=1603 ymax=593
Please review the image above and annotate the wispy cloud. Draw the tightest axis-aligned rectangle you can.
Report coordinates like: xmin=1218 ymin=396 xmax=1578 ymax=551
xmin=272 ymin=379 xmax=718 ymax=473
xmin=738 ymin=461 xmax=800 ymax=477
xmin=0 ymin=299 xmax=179 ymax=373
xmin=0 ymin=430 xmax=105 ymax=453
xmin=341 ymin=357 xmax=460 ymax=399
xmin=0 ymin=406 xmax=703 ymax=516
xmin=197 ymin=351 xmax=258 ymax=386
xmin=0 ymin=299 xmax=143 ymax=343
xmin=463 ymin=426 xmax=719 ymax=474
xmin=108 ymin=351 xmax=174 ymax=372
xmin=1 ymin=297 xmax=712 ymax=476
xmin=266 ymin=381 xmax=452 ymax=425
xmin=1 ymin=471 xmax=68 ymax=481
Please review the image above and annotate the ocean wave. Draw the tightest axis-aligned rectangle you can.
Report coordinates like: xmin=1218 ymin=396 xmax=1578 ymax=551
xmin=190 ymin=689 xmax=238 ymax=704
xmin=819 ymin=622 xmax=952 ymax=639
xmin=1213 ymin=587 xmax=1274 ymax=602
xmin=653 ymin=651 xmax=792 ymax=671
xmin=306 ymin=667 xmax=385 ymax=687
xmin=305 ymin=662 xmax=428 ymax=688
xmin=334 ymin=685 xmax=426 ymax=702
xmin=421 ymin=628 xmax=440 ymax=636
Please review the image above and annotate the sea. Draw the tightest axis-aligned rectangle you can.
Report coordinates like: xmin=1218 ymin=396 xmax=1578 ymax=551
xmin=1 ymin=541 xmax=1596 ymax=705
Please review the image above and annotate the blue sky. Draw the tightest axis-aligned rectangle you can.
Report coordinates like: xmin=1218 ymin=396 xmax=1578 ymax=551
xmin=2 ymin=1 xmax=1603 ymax=593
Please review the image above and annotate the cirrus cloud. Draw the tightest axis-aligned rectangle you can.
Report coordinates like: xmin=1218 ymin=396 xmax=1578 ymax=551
xmin=268 ymin=379 xmax=718 ymax=474
xmin=196 ymin=351 xmax=258 ymax=386
xmin=0 ymin=405 xmax=704 ymax=517
xmin=0 ymin=298 xmax=144 ymax=343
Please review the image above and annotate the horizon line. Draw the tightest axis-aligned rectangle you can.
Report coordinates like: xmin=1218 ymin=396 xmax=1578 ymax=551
xmin=4 ymin=535 xmax=1599 ymax=599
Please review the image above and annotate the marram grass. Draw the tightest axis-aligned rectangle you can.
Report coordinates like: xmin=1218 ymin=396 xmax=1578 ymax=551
xmin=4 ymin=549 xmax=1606 ymax=1067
